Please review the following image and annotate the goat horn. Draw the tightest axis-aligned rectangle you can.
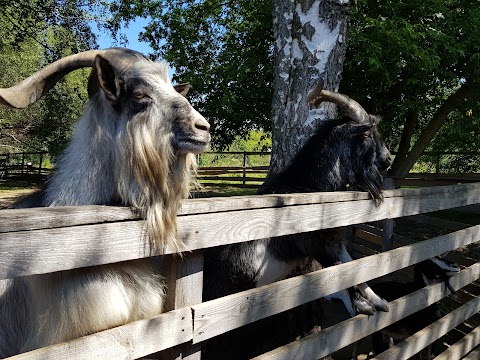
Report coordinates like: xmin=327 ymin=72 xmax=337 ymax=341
xmin=0 ymin=48 xmax=145 ymax=109
xmin=308 ymin=80 xmax=370 ymax=124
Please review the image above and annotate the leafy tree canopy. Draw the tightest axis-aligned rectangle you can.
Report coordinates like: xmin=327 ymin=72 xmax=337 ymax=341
xmin=0 ymin=0 xmax=102 ymax=155
xmin=342 ymin=0 xmax=480 ymax=151
xmin=109 ymin=0 xmax=274 ymax=150
xmin=108 ymin=0 xmax=480 ymax=173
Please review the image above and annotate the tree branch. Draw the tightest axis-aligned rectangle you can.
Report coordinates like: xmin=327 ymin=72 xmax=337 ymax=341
xmin=393 ymin=82 xmax=476 ymax=177
xmin=389 ymin=109 xmax=418 ymax=176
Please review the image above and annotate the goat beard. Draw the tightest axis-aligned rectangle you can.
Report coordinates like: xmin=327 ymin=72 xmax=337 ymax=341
xmin=116 ymin=118 xmax=196 ymax=255
xmin=353 ymin=166 xmax=384 ymax=204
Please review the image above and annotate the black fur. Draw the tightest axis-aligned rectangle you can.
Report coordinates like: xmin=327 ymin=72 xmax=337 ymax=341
xmin=203 ymin=116 xmax=391 ymax=359
xmin=258 ymin=117 xmax=390 ymax=199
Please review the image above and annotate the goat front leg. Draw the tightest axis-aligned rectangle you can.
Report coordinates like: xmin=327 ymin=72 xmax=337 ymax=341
xmin=356 ymin=282 xmax=389 ymax=312
xmin=337 ymin=244 xmax=389 ymax=313
xmin=335 ymin=243 xmax=389 ymax=313
xmin=316 ymin=233 xmax=388 ymax=315
xmin=324 ymin=264 xmax=377 ymax=316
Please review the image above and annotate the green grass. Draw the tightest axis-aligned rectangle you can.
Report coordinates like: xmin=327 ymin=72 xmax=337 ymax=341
xmin=192 ymin=186 xmax=257 ymax=198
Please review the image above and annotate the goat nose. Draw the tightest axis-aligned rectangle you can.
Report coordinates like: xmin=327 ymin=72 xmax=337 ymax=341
xmin=195 ymin=115 xmax=210 ymax=133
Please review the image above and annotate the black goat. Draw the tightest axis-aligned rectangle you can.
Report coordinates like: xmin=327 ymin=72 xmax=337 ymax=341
xmin=370 ymin=256 xmax=460 ymax=359
xmin=202 ymin=83 xmax=392 ymax=359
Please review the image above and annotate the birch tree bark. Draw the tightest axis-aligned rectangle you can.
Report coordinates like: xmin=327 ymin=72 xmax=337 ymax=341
xmin=269 ymin=0 xmax=354 ymax=175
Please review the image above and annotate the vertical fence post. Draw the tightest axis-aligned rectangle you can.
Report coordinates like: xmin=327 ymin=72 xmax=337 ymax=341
xmin=21 ymin=153 xmax=25 ymax=175
xmin=38 ymin=152 xmax=44 ymax=175
xmin=160 ymin=250 xmax=204 ymax=360
xmin=243 ymin=151 xmax=247 ymax=185
xmin=383 ymin=177 xmax=395 ymax=251
xmin=5 ymin=153 xmax=9 ymax=177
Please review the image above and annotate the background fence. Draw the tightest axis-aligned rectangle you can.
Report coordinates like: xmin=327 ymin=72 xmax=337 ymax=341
xmin=0 ymin=181 xmax=479 ymax=359
xmin=0 ymin=152 xmax=50 ymax=179
xmin=2 ymin=151 xmax=480 ymax=185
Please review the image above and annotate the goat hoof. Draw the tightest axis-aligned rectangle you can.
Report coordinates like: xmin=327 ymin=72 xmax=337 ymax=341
xmin=352 ymin=293 xmax=376 ymax=315
xmin=374 ymin=298 xmax=389 ymax=312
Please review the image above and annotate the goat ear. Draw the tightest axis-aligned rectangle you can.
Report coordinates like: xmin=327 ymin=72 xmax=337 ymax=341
xmin=174 ymin=83 xmax=191 ymax=97
xmin=349 ymin=124 xmax=373 ymax=137
xmin=95 ymin=55 xmax=122 ymax=102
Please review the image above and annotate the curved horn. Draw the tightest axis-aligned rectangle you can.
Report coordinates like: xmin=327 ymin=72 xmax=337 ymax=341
xmin=0 ymin=48 xmax=145 ymax=109
xmin=308 ymin=80 xmax=370 ymax=124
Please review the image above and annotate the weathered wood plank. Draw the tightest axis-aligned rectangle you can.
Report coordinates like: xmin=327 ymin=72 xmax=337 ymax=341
xmin=251 ymin=262 xmax=480 ymax=360
xmin=191 ymin=226 xmax=480 ymax=343
xmin=7 ymin=307 xmax=192 ymax=360
xmin=162 ymin=251 xmax=204 ymax=360
xmin=197 ymin=176 xmax=264 ymax=182
xmin=0 ymin=206 xmax=138 ymax=233
xmin=3 ymin=183 xmax=480 ymax=233
xmin=383 ymin=178 xmax=395 ymax=250
xmin=2 ymin=184 xmax=480 ymax=280
xmin=355 ymin=223 xmax=480 ymax=268
xmin=0 ymin=221 xmax=148 ymax=280
xmin=433 ymin=326 xmax=480 ymax=360
xmin=373 ymin=297 xmax=480 ymax=360
xmin=355 ymin=229 xmax=384 ymax=248
xmin=462 ymin=346 xmax=480 ymax=360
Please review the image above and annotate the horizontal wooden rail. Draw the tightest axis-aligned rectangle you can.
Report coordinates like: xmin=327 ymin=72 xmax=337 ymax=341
xmin=3 ymin=183 xmax=477 ymax=232
xmin=432 ymin=325 xmax=480 ymax=360
xmin=9 ymin=243 xmax=480 ymax=360
xmin=1 ymin=183 xmax=480 ymax=280
xmin=373 ymin=297 xmax=480 ymax=360
xmin=252 ymin=262 xmax=480 ymax=360
xmin=198 ymin=166 xmax=269 ymax=171
xmin=191 ymin=226 xmax=480 ymax=343
xmin=8 ymin=308 xmax=192 ymax=360
xmin=197 ymin=176 xmax=265 ymax=182
xmin=1 ymin=183 xmax=480 ymax=359
xmin=463 ymin=347 xmax=480 ymax=360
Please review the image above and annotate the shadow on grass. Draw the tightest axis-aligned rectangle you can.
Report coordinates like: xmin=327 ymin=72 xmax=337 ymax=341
xmin=0 ymin=179 xmax=44 ymax=192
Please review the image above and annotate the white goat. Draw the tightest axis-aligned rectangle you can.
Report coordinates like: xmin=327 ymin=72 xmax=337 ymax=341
xmin=0 ymin=48 xmax=210 ymax=357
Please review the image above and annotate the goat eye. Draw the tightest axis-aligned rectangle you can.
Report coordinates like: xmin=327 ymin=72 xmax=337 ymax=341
xmin=133 ymin=92 xmax=148 ymax=100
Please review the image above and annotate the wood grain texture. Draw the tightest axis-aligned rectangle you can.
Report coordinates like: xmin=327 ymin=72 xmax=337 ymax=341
xmin=1 ymin=184 xmax=480 ymax=280
xmin=462 ymin=346 xmax=480 ymax=360
xmin=0 ymin=183 xmax=479 ymax=359
xmin=251 ymin=263 xmax=480 ymax=360
xmin=191 ymin=226 xmax=480 ymax=343
xmin=0 ymin=206 xmax=138 ymax=233
xmin=162 ymin=251 xmax=204 ymax=360
xmin=433 ymin=325 xmax=480 ymax=360
xmin=373 ymin=297 xmax=480 ymax=360
xmin=7 ymin=307 xmax=192 ymax=360
xmin=3 ymin=183 xmax=480 ymax=233
xmin=383 ymin=177 xmax=395 ymax=250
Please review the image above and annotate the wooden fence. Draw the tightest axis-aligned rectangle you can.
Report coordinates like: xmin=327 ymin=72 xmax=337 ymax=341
xmin=0 ymin=182 xmax=480 ymax=359
xmin=197 ymin=151 xmax=270 ymax=188
xmin=195 ymin=151 xmax=480 ymax=188
xmin=2 ymin=150 xmax=479 ymax=185
xmin=0 ymin=152 xmax=49 ymax=178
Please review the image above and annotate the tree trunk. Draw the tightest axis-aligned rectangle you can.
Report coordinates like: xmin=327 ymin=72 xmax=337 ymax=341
xmin=269 ymin=0 xmax=353 ymax=175
xmin=389 ymin=83 xmax=474 ymax=177
xmin=389 ymin=109 xmax=418 ymax=174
